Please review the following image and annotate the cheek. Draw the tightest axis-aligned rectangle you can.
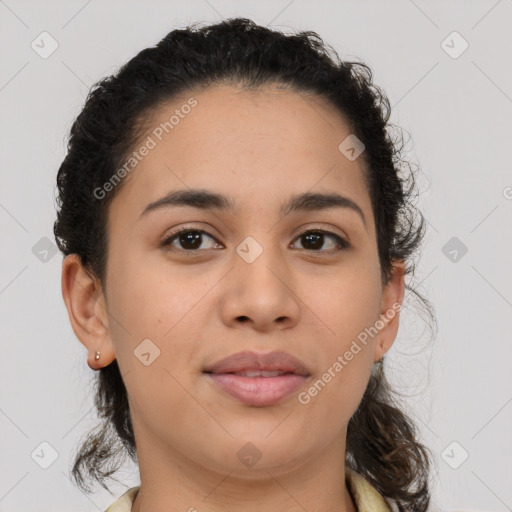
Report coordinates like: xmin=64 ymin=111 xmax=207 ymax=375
xmin=296 ymin=261 xmax=381 ymax=412
xmin=298 ymin=285 xmax=377 ymax=428
xmin=105 ymin=252 xmax=208 ymax=371
xmin=296 ymin=343 xmax=373 ymax=448
xmin=106 ymin=266 xmax=208 ymax=419
xmin=300 ymin=261 xmax=382 ymax=342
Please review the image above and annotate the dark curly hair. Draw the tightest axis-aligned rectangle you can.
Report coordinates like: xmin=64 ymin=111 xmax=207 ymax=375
xmin=54 ymin=17 xmax=436 ymax=512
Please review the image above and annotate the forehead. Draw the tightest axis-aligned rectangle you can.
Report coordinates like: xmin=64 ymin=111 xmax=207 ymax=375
xmin=109 ymin=84 xmax=371 ymax=225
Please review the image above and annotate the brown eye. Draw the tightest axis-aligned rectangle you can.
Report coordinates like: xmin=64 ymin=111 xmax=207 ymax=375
xmin=162 ymin=229 xmax=221 ymax=251
xmin=292 ymin=230 xmax=349 ymax=252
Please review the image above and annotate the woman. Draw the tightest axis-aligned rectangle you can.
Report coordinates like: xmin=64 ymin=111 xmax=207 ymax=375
xmin=54 ymin=17 xmax=433 ymax=512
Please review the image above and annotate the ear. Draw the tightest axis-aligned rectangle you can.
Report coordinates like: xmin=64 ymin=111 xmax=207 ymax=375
xmin=373 ymin=259 xmax=406 ymax=363
xmin=61 ymin=254 xmax=116 ymax=370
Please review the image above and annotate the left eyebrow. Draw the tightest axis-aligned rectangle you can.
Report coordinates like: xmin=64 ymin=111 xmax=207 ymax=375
xmin=139 ymin=188 xmax=366 ymax=229
xmin=281 ymin=191 xmax=366 ymax=229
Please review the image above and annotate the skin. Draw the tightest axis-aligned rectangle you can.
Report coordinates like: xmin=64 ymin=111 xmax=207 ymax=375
xmin=61 ymin=84 xmax=405 ymax=512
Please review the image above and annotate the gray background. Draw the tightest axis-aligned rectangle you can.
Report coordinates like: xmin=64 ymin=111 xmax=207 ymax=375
xmin=0 ymin=0 xmax=511 ymax=511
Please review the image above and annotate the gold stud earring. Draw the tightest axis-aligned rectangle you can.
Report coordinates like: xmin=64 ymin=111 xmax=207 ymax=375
xmin=94 ymin=351 xmax=100 ymax=360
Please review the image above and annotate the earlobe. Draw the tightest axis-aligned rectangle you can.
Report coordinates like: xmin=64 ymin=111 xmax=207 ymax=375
xmin=374 ymin=260 xmax=406 ymax=362
xmin=61 ymin=254 xmax=116 ymax=369
xmin=86 ymin=347 xmax=116 ymax=371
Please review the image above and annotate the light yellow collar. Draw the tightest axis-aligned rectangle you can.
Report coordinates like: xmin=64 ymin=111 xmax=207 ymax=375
xmin=345 ymin=466 xmax=393 ymax=511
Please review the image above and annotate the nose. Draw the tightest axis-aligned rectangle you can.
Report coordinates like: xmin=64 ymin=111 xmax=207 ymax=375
xmin=219 ymin=242 xmax=301 ymax=333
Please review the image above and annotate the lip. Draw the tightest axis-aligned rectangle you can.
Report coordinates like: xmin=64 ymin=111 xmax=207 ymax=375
xmin=203 ymin=350 xmax=310 ymax=407
xmin=203 ymin=350 xmax=310 ymax=376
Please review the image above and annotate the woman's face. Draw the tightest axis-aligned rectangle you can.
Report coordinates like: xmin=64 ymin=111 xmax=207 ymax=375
xmin=65 ymin=84 xmax=404 ymax=479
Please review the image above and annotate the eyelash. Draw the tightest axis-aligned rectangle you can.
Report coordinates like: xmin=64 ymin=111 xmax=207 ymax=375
xmin=161 ymin=227 xmax=349 ymax=254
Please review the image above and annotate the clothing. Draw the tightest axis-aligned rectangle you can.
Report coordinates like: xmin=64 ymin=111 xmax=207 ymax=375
xmin=104 ymin=467 xmax=394 ymax=512
xmin=345 ymin=467 xmax=395 ymax=511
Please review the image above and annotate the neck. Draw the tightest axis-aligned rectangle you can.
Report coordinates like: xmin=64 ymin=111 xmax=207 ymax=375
xmin=130 ymin=428 xmax=357 ymax=512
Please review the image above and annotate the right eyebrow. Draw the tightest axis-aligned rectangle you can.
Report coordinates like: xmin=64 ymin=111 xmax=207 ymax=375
xmin=139 ymin=189 xmax=234 ymax=220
